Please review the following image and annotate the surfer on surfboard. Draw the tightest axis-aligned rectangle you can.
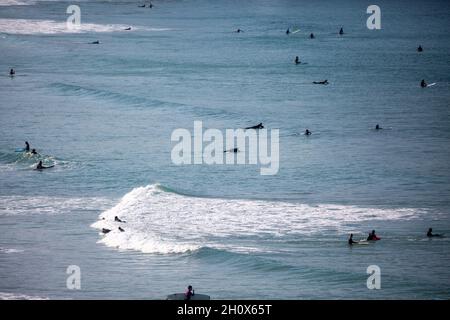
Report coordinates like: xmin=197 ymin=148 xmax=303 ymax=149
xmin=421 ymin=79 xmax=427 ymax=88
xmin=35 ymin=161 xmax=53 ymax=170
xmin=367 ymin=230 xmax=381 ymax=241
xmin=427 ymin=228 xmax=442 ymax=237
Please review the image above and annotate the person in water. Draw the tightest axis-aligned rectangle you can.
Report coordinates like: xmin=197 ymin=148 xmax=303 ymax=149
xmin=245 ymin=123 xmax=264 ymax=130
xmin=348 ymin=234 xmax=358 ymax=245
xmin=417 ymin=45 xmax=423 ymax=52
xmin=235 ymin=29 xmax=243 ymax=33
xmin=375 ymin=124 xmax=382 ymax=130
xmin=310 ymin=33 xmax=315 ymax=39
xmin=305 ymin=129 xmax=311 ymax=136
xmin=124 ymin=27 xmax=132 ymax=31
xmin=224 ymin=148 xmax=239 ymax=153
xmin=339 ymin=27 xmax=344 ymax=35
xmin=115 ymin=216 xmax=125 ymax=223
xmin=185 ymin=285 xmax=195 ymax=300
xmin=421 ymin=79 xmax=427 ymax=88
xmin=102 ymin=228 xmax=111 ymax=234
xmin=30 ymin=149 xmax=38 ymax=155
xmin=118 ymin=227 xmax=125 ymax=232
xmin=36 ymin=161 xmax=53 ymax=170
xmin=294 ymin=56 xmax=300 ymax=64
xmin=313 ymin=80 xmax=328 ymax=85
xmin=9 ymin=68 xmax=15 ymax=76
xmin=427 ymin=228 xmax=442 ymax=237
xmin=286 ymin=28 xmax=290 ymax=35
xmin=367 ymin=230 xmax=380 ymax=241
xmin=25 ymin=141 xmax=30 ymax=152
xmin=91 ymin=40 xmax=100 ymax=44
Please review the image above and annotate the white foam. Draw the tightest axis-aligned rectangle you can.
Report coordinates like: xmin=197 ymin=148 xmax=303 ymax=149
xmin=0 ymin=247 xmax=24 ymax=253
xmin=0 ymin=195 xmax=113 ymax=216
xmin=0 ymin=18 xmax=170 ymax=35
xmin=92 ymin=184 xmax=424 ymax=254
xmin=0 ymin=292 xmax=48 ymax=300
xmin=0 ymin=0 xmax=33 ymax=6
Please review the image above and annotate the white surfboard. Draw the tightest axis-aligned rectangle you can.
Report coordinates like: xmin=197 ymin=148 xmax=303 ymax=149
xmin=427 ymin=83 xmax=436 ymax=87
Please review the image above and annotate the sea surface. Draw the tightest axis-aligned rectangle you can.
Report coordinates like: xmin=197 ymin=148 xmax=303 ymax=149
xmin=0 ymin=0 xmax=449 ymax=299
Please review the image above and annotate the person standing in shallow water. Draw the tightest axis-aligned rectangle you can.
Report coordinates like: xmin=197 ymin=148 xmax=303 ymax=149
xmin=348 ymin=234 xmax=357 ymax=245
xmin=185 ymin=285 xmax=194 ymax=300
xmin=294 ymin=56 xmax=300 ymax=64
xmin=339 ymin=27 xmax=344 ymax=35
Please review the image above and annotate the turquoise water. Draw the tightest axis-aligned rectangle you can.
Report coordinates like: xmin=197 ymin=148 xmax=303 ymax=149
xmin=0 ymin=0 xmax=449 ymax=299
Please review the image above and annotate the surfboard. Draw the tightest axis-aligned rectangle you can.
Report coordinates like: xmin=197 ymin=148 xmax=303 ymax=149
xmin=166 ymin=293 xmax=211 ymax=300
xmin=427 ymin=83 xmax=436 ymax=87
xmin=291 ymin=29 xmax=301 ymax=34
xmin=357 ymin=240 xmax=369 ymax=245
xmin=15 ymin=148 xmax=25 ymax=152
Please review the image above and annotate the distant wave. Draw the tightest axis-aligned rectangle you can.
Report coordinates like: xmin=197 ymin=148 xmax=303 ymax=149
xmin=50 ymin=82 xmax=183 ymax=109
xmin=0 ymin=292 xmax=48 ymax=300
xmin=0 ymin=195 xmax=113 ymax=216
xmin=50 ymin=82 xmax=238 ymax=119
xmin=0 ymin=18 xmax=169 ymax=35
xmin=92 ymin=184 xmax=424 ymax=255
xmin=0 ymin=0 xmax=33 ymax=6
xmin=0 ymin=247 xmax=24 ymax=254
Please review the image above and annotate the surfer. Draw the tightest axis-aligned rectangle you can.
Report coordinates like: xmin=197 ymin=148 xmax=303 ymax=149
xmin=367 ymin=230 xmax=380 ymax=241
xmin=124 ymin=27 xmax=132 ymax=31
xmin=102 ymin=228 xmax=111 ymax=234
xmin=313 ymin=80 xmax=328 ymax=85
xmin=245 ymin=123 xmax=264 ymax=130
xmin=305 ymin=129 xmax=311 ymax=136
xmin=421 ymin=79 xmax=427 ymax=88
xmin=348 ymin=234 xmax=358 ymax=245
xmin=421 ymin=79 xmax=428 ymax=87
xmin=149 ymin=2 xmax=153 ymax=8
xmin=235 ymin=29 xmax=243 ymax=33
xmin=427 ymin=228 xmax=442 ymax=237
xmin=375 ymin=124 xmax=382 ymax=130
xmin=295 ymin=56 xmax=300 ymax=64
xmin=30 ymin=149 xmax=37 ymax=155
xmin=417 ymin=45 xmax=423 ymax=52
xmin=118 ymin=227 xmax=125 ymax=232
xmin=310 ymin=33 xmax=315 ymax=39
xmin=90 ymin=40 xmax=100 ymax=45
xmin=339 ymin=27 xmax=344 ymax=35
xmin=36 ymin=161 xmax=53 ymax=170
xmin=9 ymin=68 xmax=15 ymax=76
xmin=115 ymin=216 xmax=125 ymax=223
xmin=25 ymin=141 xmax=30 ymax=152
xmin=224 ymin=148 xmax=239 ymax=153
xmin=286 ymin=28 xmax=290 ymax=35
xmin=185 ymin=285 xmax=195 ymax=300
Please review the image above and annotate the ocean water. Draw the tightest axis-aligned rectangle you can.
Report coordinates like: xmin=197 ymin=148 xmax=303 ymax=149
xmin=0 ymin=0 xmax=450 ymax=299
